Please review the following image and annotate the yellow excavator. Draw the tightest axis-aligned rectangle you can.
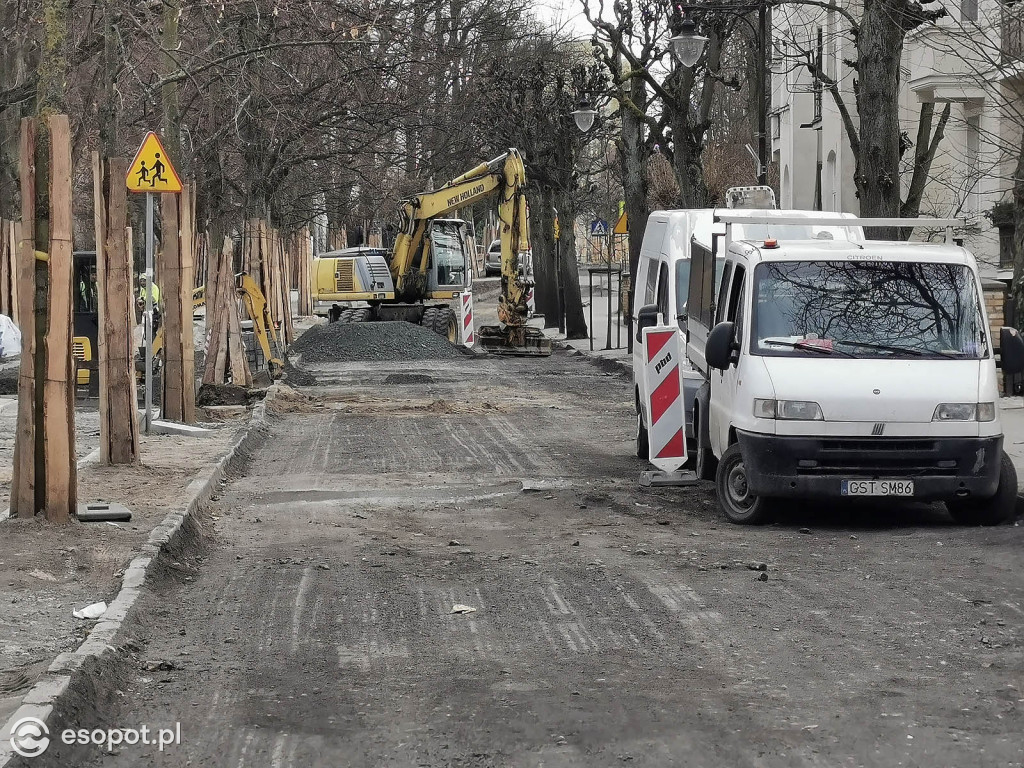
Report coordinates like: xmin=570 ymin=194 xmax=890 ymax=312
xmin=311 ymin=149 xmax=551 ymax=356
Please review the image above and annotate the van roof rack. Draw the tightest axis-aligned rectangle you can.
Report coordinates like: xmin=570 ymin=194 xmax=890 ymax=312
xmin=713 ymin=214 xmax=964 ymax=244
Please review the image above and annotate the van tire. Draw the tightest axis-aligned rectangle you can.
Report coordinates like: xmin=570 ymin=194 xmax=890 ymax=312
xmin=946 ymin=451 xmax=1018 ymax=526
xmin=693 ymin=402 xmax=717 ymax=481
xmin=715 ymin=444 xmax=776 ymax=524
xmin=635 ymin=408 xmax=649 ymax=459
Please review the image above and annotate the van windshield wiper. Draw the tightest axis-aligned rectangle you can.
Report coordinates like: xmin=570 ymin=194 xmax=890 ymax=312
xmin=760 ymin=338 xmax=856 ymax=357
xmin=832 ymin=339 xmax=929 ymax=356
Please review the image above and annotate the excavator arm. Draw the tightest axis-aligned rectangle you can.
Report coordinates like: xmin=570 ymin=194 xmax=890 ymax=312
xmin=391 ymin=149 xmax=548 ymax=355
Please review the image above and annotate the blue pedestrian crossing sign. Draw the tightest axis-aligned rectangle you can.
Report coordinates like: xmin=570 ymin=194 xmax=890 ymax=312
xmin=590 ymin=219 xmax=609 ymax=237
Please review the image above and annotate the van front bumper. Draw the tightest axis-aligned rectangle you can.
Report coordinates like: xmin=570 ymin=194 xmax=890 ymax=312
xmin=736 ymin=430 xmax=1002 ymax=501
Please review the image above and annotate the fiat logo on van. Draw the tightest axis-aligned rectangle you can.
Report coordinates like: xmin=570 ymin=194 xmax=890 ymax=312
xmin=872 ymin=389 xmax=880 ymax=395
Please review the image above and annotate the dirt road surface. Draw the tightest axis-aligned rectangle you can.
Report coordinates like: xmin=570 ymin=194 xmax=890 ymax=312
xmin=38 ymin=350 xmax=1024 ymax=767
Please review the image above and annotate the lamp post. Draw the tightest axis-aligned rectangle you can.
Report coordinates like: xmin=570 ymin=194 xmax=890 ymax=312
xmin=570 ymin=99 xmax=598 ymax=134
xmin=671 ymin=4 xmax=770 ymax=186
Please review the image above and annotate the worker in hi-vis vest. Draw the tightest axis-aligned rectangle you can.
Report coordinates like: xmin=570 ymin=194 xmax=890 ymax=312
xmin=137 ymin=274 xmax=162 ymax=334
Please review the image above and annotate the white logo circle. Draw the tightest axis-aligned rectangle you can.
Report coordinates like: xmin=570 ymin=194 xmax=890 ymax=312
xmin=10 ymin=716 xmax=50 ymax=758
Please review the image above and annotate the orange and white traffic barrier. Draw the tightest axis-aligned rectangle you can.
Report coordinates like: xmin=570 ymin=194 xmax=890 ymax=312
xmin=642 ymin=325 xmax=687 ymax=471
xmin=459 ymin=291 xmax=474 ymax=347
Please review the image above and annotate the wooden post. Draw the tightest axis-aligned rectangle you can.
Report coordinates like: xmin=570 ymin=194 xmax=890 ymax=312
xmin=202 ymin=239 xmax=227 ymax=386
xmin=255 ymin=218 xmax=267 ymax=291
xmin=160 ymin=192 xmax=183 ymax=420
xmin=11 ymin=121 xmax=38 ymax=519
xmin=281 ymin=234 xmax=295 ymax=344
xmin=91 ymin=153 xmax=108 ymax=462
xmin=259 ymin=220 xmax=272 ymax=324
xmin=180 ymin=185 xmax=196 ymax=423
xmin=0 ymin=219 xmax=8 ymax=317
xmin=227 ymin=278 xmax=250 ymax=386
xmin=13 ymin=116 xmax=77 ymax=521
xmin=41 ymin=115 xmax=76 ymax=521
xmin=296 ymin=226 xmax=312 ymax=317
xmin=93 ymin=152 xmax=140 ymax=465
xmin=10 ymin=222 xmax=20 ymax=327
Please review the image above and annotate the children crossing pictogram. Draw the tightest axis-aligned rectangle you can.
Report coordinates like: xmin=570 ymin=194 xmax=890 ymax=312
xmin=126 ymin=132 xmax=183 ymax=193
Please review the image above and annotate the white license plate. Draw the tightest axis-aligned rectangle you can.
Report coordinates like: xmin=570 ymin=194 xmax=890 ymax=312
xmin=841 ymin=479 xmax=915 ymax=496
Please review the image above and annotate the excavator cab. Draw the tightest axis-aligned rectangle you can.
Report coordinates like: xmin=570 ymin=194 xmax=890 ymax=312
xmin=425 ymin=219 xmax=470 ymax=298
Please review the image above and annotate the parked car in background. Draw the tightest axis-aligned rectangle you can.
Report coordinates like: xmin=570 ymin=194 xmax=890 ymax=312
xmin=484 ymin=239 xmax=501 ymax=276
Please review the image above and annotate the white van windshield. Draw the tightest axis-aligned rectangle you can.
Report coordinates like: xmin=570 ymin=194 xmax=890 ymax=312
xmin=751 ymin=261 xmax=987 ymax=359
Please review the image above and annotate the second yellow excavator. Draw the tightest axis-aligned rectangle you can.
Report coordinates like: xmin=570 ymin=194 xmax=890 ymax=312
xmin=310 ymin=149 xmax=550 ymax=356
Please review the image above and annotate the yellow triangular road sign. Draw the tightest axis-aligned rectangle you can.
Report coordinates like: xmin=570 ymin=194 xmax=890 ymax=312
xmin=614 ymin=211 xmax=628 ymax=235
xmin=126 ymin=132 xmax=183 ymax=193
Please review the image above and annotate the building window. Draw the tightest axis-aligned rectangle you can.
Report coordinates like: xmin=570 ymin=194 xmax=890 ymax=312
xmin=826 ymin=10 xmax=837 ymax=79
xmin=771 ymin=113 xmax=781 ymax=140
xmin=1000 ymin=228 xmax=1014 ymax=270
xmin=963 ymin=0 xmax=978 ymax=21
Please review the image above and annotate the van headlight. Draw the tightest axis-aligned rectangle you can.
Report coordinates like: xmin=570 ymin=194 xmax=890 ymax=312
xmin=754 ymin=399 xmax=823 ymax=420
xmin=932 ymin=402 xmax=995 ymax=422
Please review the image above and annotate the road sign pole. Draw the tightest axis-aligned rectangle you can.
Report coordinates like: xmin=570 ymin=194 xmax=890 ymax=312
xmin=144 ymin=191 xmax=154 ymax=434
xmin=605 ymin=236 xmax=613 ymax=350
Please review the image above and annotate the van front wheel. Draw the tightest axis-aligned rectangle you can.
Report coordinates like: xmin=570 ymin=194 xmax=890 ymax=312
xmin=635 ymin=409 xmax=650 ymax=459
xmin=946 ymin=451 xmax=1018 ymax=526
xmin=715 ymin=444 xmax=776 ymax=524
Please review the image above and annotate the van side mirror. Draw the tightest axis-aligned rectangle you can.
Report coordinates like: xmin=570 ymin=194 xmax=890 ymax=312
xmin=1001 ymin=327 xmax=1024 ymax=374
xmin=635 ymin=304 xmax=659 ymax=342
xmin=706 ymin=321 xmax=737 ymax=370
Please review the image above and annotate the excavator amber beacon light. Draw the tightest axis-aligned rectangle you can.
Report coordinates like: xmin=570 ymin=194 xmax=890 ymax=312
xmin=763 ymin=239 xmax=779 ymax=249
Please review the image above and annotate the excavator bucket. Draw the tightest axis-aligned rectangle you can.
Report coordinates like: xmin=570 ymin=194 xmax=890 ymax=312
xmin=477 ymin=324 xmax=552 ymax=357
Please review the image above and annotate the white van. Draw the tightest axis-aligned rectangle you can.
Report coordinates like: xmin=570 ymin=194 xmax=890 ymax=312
xmin=631 ymin=208 xmax=863 ymax=460
xmin=686 ymin=214 xmax=1024 ymax=525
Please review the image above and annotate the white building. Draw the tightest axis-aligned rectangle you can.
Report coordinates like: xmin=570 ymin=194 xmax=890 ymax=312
xmin=770 ymin=0 xmax=1024 ymax=280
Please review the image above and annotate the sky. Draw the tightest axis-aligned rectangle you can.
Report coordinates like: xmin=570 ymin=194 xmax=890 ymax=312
xmin=533 ymin=0 xmax=593 ymax=38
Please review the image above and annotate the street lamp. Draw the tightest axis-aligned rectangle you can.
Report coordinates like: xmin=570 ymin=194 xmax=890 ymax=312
xmin=570 ymin=99 xmax=598 ymax=134
xmin=669 ymin=17 xmax=708 ymax=68
xmin=672 ymin=3 xmax=770 ymax=185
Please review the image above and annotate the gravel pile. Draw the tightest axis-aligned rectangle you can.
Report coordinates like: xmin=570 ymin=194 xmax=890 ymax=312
xmin=290 ymin=321 xmax=465 ymax=363
xmin=0 ymin=363 xmax=17 ymax=396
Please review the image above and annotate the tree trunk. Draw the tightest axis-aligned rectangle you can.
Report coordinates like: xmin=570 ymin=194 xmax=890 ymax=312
xmin=98 ymin=0 xmax=118 ymax=158
xmin=619 ymin=71 xmax=649 ymax=315
xmin=529 ymin=187 xmax=558 ymax=324
xmin=161 ymin=0 xmax=182 ymax=165
xmin=855 ymin=0 xmax=907 ymax=238
xmin=900 ymin=101 xmax=951 ymax=229
xmin=554 ymin=189 xmax=587 ymax=339
xmin=666 ymin=67 xmax=710 ymax=207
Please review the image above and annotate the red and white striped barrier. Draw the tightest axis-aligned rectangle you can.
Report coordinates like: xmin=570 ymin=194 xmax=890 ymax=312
xmin=526 ymin=286 xmax=535 ymax=317
xmin=642 ymin=325 xmax=687 ymax=471
xmin=459 ymin=291 xmax=474 ymax=347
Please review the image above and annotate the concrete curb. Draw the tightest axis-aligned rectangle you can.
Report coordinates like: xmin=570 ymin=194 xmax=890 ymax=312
xmin=0 ymin=391 xmax=273 ymax=765
xmin=557 ymin=339 xmax=632 ymax=378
